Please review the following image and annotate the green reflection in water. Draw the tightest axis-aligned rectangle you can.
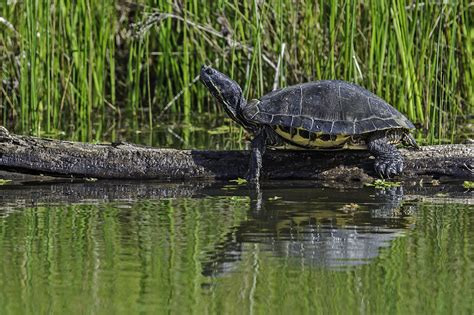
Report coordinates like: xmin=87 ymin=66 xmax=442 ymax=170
xmin=0 ymin=191 xmax=472 ymax=314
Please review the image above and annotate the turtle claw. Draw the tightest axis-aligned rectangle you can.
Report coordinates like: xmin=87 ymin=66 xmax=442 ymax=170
xmin=396 ymin=162 xmax=403 ymax=174
xmin=374 ymin=157 xmax=404 ymax=178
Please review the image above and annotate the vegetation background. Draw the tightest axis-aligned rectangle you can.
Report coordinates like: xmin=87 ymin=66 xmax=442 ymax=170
xmin=1 ymin=0 xmax=472 ymax=144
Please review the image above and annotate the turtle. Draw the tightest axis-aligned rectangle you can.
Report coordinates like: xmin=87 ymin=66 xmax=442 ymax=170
xmin=200 ymin=65 xmax=419 ymax=183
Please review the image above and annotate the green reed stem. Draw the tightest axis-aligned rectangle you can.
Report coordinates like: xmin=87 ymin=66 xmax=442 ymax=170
xmin=0 ymin=0 xmax=471 ymax=143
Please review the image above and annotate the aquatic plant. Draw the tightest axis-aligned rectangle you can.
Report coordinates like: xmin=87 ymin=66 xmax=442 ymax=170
xmin=0 ymin=0 xmax=472 ymax=143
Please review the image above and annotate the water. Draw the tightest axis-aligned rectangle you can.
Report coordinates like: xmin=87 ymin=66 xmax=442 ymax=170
xmin=0 ymin=180 xmax=472 ymax=314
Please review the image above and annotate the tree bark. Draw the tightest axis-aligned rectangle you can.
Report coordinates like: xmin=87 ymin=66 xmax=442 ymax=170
xmin=0 ymin=126 xmax=472 ymax=181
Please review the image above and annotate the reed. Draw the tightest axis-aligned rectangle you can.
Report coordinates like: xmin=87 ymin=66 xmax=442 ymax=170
xmin=0 ymin=0 xmax=472 ymax=143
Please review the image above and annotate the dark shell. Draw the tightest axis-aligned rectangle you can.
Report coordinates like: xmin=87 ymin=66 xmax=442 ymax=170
xmin=242 ymin=81 xmax=415 ymax=135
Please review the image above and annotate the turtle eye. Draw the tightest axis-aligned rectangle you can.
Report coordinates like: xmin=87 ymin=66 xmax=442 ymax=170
xmin=205 ymin=68 xmax=213 ymax=75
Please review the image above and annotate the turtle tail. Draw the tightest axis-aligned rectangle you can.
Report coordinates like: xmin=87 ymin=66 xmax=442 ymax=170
xmin=402 ymin=133 xmax=420 ymax=149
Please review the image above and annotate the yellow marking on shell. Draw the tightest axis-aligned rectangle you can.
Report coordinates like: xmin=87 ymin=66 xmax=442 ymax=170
xmin=274 ymin=127 xmax=351 ymax=148
xmin=312 ymin=135 xmax=348 ymax=148
xmin=272 ymin=143 xmax=368 ymax=151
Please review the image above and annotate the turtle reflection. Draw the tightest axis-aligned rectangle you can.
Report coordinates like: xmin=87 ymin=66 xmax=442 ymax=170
xmin=202 ymin=185 xmax=413 ymax=276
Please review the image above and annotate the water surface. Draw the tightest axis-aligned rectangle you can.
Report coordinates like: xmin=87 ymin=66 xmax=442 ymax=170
xmin=0 ymin=181 xmax=472 ymax=314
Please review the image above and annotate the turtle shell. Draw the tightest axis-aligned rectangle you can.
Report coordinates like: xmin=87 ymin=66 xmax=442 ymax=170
xmin=242 ymin=80 xmax=415 ymax=135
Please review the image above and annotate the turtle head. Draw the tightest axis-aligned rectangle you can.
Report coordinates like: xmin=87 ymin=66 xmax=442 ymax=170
xmin=200 ymin=65 xmax=247 ymax=126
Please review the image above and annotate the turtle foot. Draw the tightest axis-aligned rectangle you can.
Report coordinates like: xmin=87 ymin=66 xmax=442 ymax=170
xmin=368 ymin=134 xmax=405 ymax=179
xmin=374 ymin=155 xmax=404 ymax=178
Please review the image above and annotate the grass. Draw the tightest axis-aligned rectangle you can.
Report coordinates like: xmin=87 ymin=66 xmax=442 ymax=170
xmin=0 ymin=0 xmax=472 ymax=144
xmin=0 ymin=179 xmax=12 ymax=185
xmin=463 ymin=181 xmax=474 ymax=189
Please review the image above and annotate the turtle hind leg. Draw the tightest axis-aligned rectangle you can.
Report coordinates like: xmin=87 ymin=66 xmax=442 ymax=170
xmin=367 ymin=134 xmax=404 ymax=178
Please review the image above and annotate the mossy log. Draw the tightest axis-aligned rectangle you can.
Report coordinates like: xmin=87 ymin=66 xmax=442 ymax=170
xmin=0 ymin=127 xmax=472 ymax=182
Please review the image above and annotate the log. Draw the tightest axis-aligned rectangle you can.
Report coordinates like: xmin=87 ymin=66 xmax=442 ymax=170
xmin=0 ymin=126 xmax=472 ymax=181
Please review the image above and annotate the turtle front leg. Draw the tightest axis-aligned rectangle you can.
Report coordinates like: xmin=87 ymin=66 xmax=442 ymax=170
xmin=367 ymin=134 xmax=404 ymax=178
xmin=247 ymin=132 xmax=267 ymax=183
